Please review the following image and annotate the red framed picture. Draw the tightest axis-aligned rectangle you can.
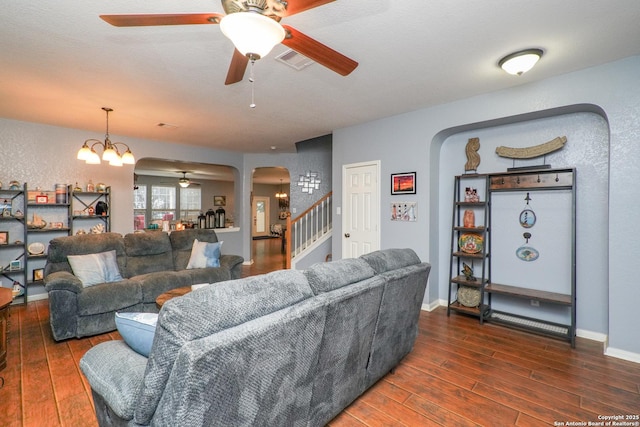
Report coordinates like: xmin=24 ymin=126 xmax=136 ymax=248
xmin=391 ymin=172 xmax=416 ymax=195
xmin=35 ymin=195 xmax=49 ymax=204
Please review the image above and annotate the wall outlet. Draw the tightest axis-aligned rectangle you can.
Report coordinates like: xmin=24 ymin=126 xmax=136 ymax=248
xmin=530 ymin=299 xmax=540 ymax=307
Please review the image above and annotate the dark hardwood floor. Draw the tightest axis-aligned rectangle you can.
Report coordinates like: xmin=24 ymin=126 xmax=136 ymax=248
xmin=2 ymin=239 xmax=638 ymax=426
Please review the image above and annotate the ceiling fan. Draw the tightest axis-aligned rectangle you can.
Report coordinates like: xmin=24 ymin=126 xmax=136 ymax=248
xmin=100 ymin=0 xmax=358 ymax=85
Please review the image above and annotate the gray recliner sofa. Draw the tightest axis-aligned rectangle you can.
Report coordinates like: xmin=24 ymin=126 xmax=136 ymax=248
xmin=79 ymin=248 xmax=431 ymax=426
xmin=44 ymin=229 xmax=244 ymax=341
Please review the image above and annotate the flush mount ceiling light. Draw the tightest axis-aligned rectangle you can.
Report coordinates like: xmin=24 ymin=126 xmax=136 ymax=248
xmin=220 ymin=11 xmax=285 ymax=60
xmin=77 ymin=107 xmax=135 ymax=166
xmin=179 ymin=172 xmax=191 ymax=188
xmin=499 ymin=48 xmax=543 ymax=76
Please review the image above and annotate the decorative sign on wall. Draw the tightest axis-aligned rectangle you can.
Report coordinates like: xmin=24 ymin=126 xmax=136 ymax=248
xmin=391 ymin=202 xmax=417 ymax=222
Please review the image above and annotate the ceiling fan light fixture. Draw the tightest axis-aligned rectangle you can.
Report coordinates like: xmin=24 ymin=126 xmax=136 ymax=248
xmin=220 ymin=12 xmax=285 ymax=59
xmin=179 ymin=172 xmax=191 ymax=188
xmin=499 ymin=49 xmax=543 ymax=76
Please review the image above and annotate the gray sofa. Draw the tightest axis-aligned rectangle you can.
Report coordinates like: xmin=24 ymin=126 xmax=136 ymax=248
xmin=44 ymin=229 xmax=244 ymax=341
xmin=79 ymin=248 xmax=431 ymax=426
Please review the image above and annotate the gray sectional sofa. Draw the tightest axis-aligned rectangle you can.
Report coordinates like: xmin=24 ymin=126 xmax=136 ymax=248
xmin=44 ymin=229 xmax=244 ymax=341
xmin=79 ymin=248 xmax=431 ymax=427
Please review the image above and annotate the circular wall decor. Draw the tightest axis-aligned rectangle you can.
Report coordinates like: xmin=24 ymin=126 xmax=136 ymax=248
xmin=516 ymin=245 xmax=539 ymax=262
xmin=519 ymin=208 xmax=536 ymax=228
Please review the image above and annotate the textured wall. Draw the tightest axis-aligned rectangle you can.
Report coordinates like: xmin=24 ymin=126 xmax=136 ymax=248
xmin=333 ymin=55 xmax=640 ymax=358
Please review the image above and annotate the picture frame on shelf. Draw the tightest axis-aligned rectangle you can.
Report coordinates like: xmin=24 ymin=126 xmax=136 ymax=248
xmin=35 ymin=194 xmax=49 ymax=204
xmin=391 ymin=172 xmax=417 ymax=195
xmin=0 ymin=231 xmax=7 ymax=245
xmin=10 ymin=260 xmax=21 ymax=271
xmin=33 ymin=268 xmax=44 ymax=282
xmin=0 ymin=199 xmax=11 ymax=216
xmin=214 ymin=196 xmax=226 ymax=207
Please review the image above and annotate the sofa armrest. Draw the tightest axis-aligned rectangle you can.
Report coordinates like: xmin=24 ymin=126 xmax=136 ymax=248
xmin=80 ymin=340 xmax=148 ymax=421
xmin=220 ymin=254 xmax=244 ymax=279
xmin=44 ymin=271 xmax=83 ymax=293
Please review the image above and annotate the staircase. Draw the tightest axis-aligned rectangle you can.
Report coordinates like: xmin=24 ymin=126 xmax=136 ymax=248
xmin=285 ymin=192 xmax=333 ymax=269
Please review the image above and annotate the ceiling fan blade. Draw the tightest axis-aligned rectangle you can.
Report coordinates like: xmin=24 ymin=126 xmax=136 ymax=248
xmin=225 ymin=49 xmax=250 ymax=85
xmin=280 ymin=0 xmax=336 ymax=17
xmin=100 ymin=13 xmax=223 ymax=27
xmin=281 ymin=25 xmax=358 ymax=76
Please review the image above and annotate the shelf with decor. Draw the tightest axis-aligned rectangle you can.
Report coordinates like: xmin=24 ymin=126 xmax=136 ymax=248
xmin=447 ymin=174 xmax=491 ymax=322
xmin=25 ymin=184 xmax=72 ymax=301
xmin=71 ymin=186 xmax=110 ymax=235
xmin=0 ymin=183 xmax=28 ymax=304
xmin=486 ymin=167 xmax=576 ymax=347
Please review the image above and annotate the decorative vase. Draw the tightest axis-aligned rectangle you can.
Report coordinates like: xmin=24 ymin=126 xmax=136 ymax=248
xmin=463 ymin=209 xmax=475 ymax=228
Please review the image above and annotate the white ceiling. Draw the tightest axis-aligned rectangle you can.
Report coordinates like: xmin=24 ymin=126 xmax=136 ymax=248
xmin=2 ymin=1 xmax=640 ymax=154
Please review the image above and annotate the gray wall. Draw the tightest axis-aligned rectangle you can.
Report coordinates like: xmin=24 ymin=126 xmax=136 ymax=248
xmin=332 ymin=55 xmax=640 ymax=359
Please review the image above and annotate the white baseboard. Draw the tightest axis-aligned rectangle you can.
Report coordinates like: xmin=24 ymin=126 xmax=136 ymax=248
xmin=242 ymin=259 xmax=254 ymax=266
xmin=605 ymin=347 xmax=640 ymax=364
xmin=576 ymin=328 xmax=607 ymax=343
xmin=421 ymin=300 xmax=443 ymax=312
xmin=27 ymin=293 xmax=48 ymax=302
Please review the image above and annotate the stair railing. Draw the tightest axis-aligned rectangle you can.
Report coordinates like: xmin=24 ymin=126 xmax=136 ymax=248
xmin=285 ymin=192 xmax=332 ymax=268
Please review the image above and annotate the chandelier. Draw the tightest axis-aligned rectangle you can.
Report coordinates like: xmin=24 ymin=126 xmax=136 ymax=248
xmin=77 ymin=107 xmax=135 ymax=166
xmin=275 ymin=179 xmax=287 ymax=198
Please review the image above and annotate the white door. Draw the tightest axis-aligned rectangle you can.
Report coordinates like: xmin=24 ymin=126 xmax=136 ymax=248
xmin=252 ymin=196 xmax=270 ymax=237
xmin=342 ymin=161 xmax=380 ymax=258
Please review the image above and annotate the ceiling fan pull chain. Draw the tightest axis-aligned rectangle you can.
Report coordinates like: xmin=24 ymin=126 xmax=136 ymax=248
xmin=249 ymin=58 xmax=256 ymax=109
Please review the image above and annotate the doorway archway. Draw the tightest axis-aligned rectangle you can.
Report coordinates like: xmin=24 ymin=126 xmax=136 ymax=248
xmin=249 ymin=167 xmax=290 ymax=272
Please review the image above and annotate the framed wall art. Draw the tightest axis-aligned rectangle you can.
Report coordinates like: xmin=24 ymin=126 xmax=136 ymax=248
xmin=391 ymin=172 xmax=416 ymax=195
xmin=214 ymin=196 xmax=226 ymax=207
xmin=391 ymin=202 xmax=417 ymax=222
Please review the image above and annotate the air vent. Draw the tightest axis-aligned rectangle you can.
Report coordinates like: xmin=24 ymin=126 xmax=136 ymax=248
xmin=275 ymin=49 xmax=315 ymax=71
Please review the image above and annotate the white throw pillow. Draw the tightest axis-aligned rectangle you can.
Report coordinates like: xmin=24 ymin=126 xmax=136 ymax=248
xmin=67 ymin=250 xmax=123 ymax=287
xmin=115 ymin=312 xmax=158 ymax=357
xmin=186 ymin=239 xmax=223 ymax=269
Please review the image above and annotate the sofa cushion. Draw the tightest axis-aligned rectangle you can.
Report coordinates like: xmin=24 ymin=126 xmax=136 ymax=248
xmin=134 ymin=269 xmax=314 ymax=425
xmin=360 ymin=248 xmax=421 ymax=274
xmin=179 ymin=266 xmax=231 ymax=287
xmin=186 ymin=239 xmax=222 ymax=269
xmin=45 ymin=232 xmax=126 ymax=276
xmin=115 ymin=312 xmax=158 ymax=357
xmin=77 ymin=279 xmax=142 ymax=316
xmin=169 ymin=229 xmax=220 ymax=271
xmin=80 ymin=340 xmax=149 ymax=421
xmin=304 ymin=258 xmax=375 ymax=294
xmin=133 ymin=271 xmax=192 ymax=304
xmin=124 ymin=232 xmax=174 ymax=277
xmin=67 ymin=250 xmax=123 ymax=287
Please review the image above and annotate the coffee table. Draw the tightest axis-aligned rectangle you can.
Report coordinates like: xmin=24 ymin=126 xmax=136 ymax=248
xmin=155 ymin=286 xmax=192 ymax=308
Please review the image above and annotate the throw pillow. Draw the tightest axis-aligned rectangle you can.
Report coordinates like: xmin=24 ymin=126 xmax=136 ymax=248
xmin=115 ymin=312 xmax=158 ymax=357
xmin=67 ymin=250 xmax=123 ymax=287
xmin=186 ymin=239 xmax=222 ymax=269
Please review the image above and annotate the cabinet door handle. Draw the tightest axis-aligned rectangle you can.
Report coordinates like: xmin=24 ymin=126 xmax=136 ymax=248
xmin=344 ymin=233 xmax=350 ymax=238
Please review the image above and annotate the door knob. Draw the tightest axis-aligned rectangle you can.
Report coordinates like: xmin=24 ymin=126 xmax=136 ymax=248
xmin=344 ymin=233 xmax=350 ymax=238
